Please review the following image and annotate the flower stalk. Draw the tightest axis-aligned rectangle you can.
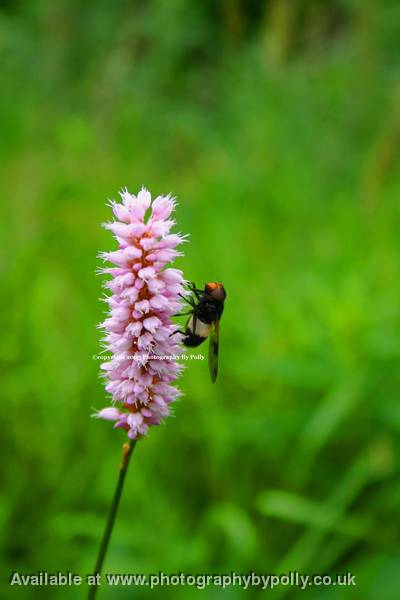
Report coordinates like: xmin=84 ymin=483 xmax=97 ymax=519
xmin=87 ymin=440 xmax=136 ymax=600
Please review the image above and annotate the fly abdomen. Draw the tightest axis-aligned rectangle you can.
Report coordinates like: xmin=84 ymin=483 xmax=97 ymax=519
xmin=182 ymin=332 xmax=206 ymax=347
xmin=183 ymin=315 xmax=210 ymax=347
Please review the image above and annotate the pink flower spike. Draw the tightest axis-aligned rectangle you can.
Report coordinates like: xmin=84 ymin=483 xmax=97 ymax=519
xmin=120 ymin=188 xmax=136 ymax=208
xmin=134 ymin=300 xmax=150 ymax=314
xmin=123 ymin=246 xmax=143 ymax=261
xmin=103 ymin=222 xmax=132 ymax=239
xmin=93 ymin=407 xmax=122 ymax=421
xmin=138 ymin=266 xmax=156 ymax=281
xmin=160 ymin=268 xmax=184 ymax=283
xmin=95 ymin=186 xmax=187 ymax=440
xmin=129 ymin=187 xmax=151 ymax=221
xmin=151 ymin=194 xmax=175 ymax=220
xmin=108 ymin=200 xmax=131 ymax=223
xmin=149 ymin=295 xmax=170 ymax=311
xmin=143 ymin=316 xmax=162 ymax=333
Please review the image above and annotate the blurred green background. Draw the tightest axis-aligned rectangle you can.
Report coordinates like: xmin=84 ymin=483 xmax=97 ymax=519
xmin=1 ymin=1 xmax=400 ymax=598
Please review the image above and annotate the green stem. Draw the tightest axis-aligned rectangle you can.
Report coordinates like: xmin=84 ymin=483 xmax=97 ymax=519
xmin=87 ymin=439 xmax=137 ymax=600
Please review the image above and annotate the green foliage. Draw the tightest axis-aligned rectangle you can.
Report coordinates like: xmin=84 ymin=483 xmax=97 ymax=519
xmin=1 ymin=1 xmax=400 ymax=598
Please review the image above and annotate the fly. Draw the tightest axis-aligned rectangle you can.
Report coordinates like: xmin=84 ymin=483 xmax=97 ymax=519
xmin=175 ymin=281 xmax=226 ymax=382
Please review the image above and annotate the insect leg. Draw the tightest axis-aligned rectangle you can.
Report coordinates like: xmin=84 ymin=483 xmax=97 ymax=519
xmin=179 ymin=292 xmax=196 ymax=306
xmin=187 ymin=283 xmax=205 ymax=300
xmin=169 ymin=329 xmax=185 ymax=337
xmin=187 ymin=281 xmax=205 ymax=293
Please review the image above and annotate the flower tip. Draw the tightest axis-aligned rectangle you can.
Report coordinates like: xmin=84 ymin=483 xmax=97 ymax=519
xmin=137 ymin=187 xmax=152 ymax=206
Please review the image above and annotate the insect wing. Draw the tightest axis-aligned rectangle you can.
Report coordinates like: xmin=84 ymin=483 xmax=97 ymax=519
xmin=208 ymin=320 xmax=220 ymax=383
